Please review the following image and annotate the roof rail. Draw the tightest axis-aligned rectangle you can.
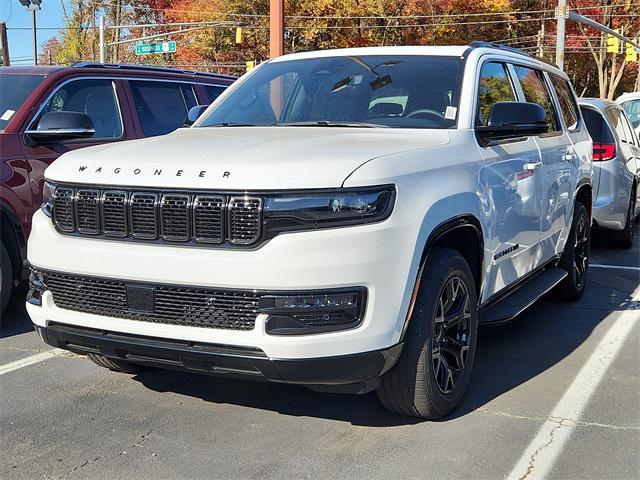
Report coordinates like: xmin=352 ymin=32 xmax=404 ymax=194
xmin=71 ymin=61 xmax=236 ymax=79
xmin=467 ymin=41 xmax=534 ymax=58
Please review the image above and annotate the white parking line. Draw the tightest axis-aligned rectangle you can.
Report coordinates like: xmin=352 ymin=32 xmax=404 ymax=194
xmin=590 ymin=263 xmax=640 ymax=272
xmin=507 ymin=292 xmax=639 ymax=480
xmin=0 ymin=349 xmax=63 ymax=376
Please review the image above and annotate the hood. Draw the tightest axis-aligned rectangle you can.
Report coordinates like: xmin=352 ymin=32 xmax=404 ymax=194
xmin=45 ymin=127 xmax=450 ymax=189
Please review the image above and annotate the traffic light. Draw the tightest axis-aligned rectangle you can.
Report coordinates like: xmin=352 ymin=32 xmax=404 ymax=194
xmin=245 ymin=60 xmax=255 ymax=72
xmin=607 ymin=30 xmax=620 ymax=53
xmin=626 ymin=42 xmax=638 ymax=62
xmin=235 ymin=27 xmax=242 ymax=44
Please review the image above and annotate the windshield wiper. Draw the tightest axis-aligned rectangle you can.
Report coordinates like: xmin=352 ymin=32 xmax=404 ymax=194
xmin=279 ymin=121 xmax=386 ymax=128
xmin=205 ymin=122 xmax=262 ymax=127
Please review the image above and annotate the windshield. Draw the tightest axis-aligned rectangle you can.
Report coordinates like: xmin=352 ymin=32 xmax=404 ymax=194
xmin=621 ymin=99 xmax=640 ymax=129
xmin=0 ymin=74 xmax=45 ymax=131
xmin=198 ymin=55 xmax=462 ymax=129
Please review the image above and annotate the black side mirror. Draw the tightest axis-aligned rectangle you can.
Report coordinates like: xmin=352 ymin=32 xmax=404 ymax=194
xmin=184 ymin=105 xmax=209 ymax=127
xmin=477 ymin=102 xmax=549 ymax=141
xmin=25 ymin=111 xmax=95 ymax=145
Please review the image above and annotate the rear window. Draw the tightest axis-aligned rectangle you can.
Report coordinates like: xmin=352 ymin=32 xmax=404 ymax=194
xmin=0 ymin=74 xmax=45 ymax=131
xmin=580 ymin=106 xmax=615 ymax=144
xmin=205 ymin=85 xmax=226 ymax=103
xmin=129 ymin=81 xmax=197 ymax=137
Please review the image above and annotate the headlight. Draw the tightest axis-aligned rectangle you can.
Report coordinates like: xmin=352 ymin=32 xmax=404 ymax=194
xmin=263 ymin=185 xmax=395 ymax=236
xmin=41 ymin=181 xmax=56 ymax=218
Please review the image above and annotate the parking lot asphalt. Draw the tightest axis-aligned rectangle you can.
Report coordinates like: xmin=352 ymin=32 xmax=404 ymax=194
xmin=1 ymin=225 xmax=638 ymax=480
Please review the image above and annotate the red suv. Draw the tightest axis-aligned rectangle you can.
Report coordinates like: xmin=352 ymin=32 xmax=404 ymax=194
xmin=0 ymin=62 xmax=235 ymax=313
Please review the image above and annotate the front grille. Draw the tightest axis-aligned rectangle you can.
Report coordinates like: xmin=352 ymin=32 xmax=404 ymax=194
xmin=52 ymin=186 xmax=263 ymax=247
xmin=41 ymin=271 xmax=259 ymax=330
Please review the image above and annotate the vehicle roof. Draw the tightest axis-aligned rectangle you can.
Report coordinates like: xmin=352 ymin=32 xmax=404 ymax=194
xmin=616 ymin=92 xmax=640 ymax=103
xmin=0 ymin=63 xmax=236 ymax=82
xmin=268 ymin=44 xmax=565 ymax=77
xmin=578 ymin=98 xmax=620 ymax=111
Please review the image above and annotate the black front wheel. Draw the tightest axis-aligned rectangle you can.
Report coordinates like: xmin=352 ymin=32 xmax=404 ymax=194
xmin=377 ymin=247 xmax=478 ymax=419
xmin=556 ymin=202 xmax=590 ymax=301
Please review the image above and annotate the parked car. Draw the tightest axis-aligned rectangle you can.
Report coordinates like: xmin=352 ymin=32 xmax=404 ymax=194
xmin=0 ymin=63 xmax=235 ymax=313
xmin=616 ymin=92 xmax=640 ymax=138
xmin=579 ymin=99 xmax=640 ymax=248
xmin=26 ymin=43 xmax=592 ymax=419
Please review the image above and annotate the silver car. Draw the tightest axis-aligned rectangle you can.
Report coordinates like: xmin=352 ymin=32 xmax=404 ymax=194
xmin=579 ymin=98 xmax=640 ymax=248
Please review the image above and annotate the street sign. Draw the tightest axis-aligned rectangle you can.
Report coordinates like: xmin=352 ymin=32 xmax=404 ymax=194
xmin=135 ymin=41 xmax=176 ymax=56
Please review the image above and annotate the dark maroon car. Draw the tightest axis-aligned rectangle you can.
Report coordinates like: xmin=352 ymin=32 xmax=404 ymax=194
xmin=0 ymin=63 xmax=235 ymax=313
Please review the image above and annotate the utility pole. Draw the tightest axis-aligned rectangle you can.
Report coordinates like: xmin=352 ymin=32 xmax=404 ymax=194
xmin=555 ymin=0 xmax=567 ymax=70
xmin=0 ymin=22 xmax=9 ymax=66
xmin=99 ymin=15 xmax=106 ymax=63
xmin=270 ymin=0 xmax=284 ymax=58
xmin=19 ymin=0 xmax=42 ymax=65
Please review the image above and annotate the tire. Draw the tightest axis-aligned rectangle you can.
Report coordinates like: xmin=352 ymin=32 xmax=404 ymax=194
xmin=556 ymin=202 xmax=590 ymax=301
xmin=610 ymin=193 xmax=635 ymax=250
xmin=87 ymin=353 xmax=142 ymax=374
xmin=377 ymin=247 xmax=478 ymax=419
xmin=0 ymin=241 xmax=13 ymax=316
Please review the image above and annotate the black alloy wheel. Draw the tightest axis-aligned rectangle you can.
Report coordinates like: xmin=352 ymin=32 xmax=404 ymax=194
xmin=431 ymin=276 xmax=471 ymax=395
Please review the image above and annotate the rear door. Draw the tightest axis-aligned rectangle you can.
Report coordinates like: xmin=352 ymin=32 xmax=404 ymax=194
xmin=606 ymin=106 xmax=640 ymax=215
xmin=127 ymin=80 xmax=198 ymax=137
xmin=511 ymin=65 xmax=575 ymax=266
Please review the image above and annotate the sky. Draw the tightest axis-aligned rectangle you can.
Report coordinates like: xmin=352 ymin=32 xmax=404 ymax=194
xmin=1 ymin=0 xmax=69 ymax=65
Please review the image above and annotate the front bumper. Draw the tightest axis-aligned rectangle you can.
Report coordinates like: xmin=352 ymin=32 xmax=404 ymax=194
xmin=36 ymin=323 xmax=402 ymax=393
xmin=27 ymin=206 xmax=419 ymax=359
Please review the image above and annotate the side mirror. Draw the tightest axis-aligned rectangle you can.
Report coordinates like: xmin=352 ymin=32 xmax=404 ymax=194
xmin=476 ymin=102 xmax=549 ymax=141
xmin=25 ymin=111 xmax=95 ymax=145
xmin=184 ymin=105 xmax=209 ymax=127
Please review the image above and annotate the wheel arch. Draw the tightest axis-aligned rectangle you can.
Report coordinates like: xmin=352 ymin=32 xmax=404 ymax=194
xmin=575 ymin=179 xmax=593 ymax=220
xmin=400 ymin=214 xmax=484 ymax=341
xmin=0 ymin=200 xmax=26 ymax=283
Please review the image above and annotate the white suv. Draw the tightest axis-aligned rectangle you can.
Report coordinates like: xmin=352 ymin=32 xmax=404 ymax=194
xmin=27 ymin=43 xmax=593 ymax=419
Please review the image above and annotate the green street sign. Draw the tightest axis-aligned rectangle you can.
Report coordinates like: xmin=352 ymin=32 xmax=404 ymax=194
xmin=135 ymin=41 xmax=177 ymax=56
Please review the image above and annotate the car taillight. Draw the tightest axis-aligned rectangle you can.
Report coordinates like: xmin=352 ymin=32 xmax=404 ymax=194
xmin=593 ymin=143 xmax=616 ymax=161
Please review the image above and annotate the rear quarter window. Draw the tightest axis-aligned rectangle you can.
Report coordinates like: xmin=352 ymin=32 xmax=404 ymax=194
xmin=580 ymin=107 xmax=615 ymax=144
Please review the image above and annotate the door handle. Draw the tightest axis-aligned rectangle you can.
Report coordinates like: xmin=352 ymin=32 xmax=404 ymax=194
xmin=524 ymin=162 xmax=542 ymax=171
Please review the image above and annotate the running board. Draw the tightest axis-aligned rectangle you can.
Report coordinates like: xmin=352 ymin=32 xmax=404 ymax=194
xmin=479 ymin=267 xmax=568 ymax=326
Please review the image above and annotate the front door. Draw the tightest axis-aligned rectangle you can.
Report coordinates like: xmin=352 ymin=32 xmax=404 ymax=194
xmin=475 ymin=61 xmax=543 ymax=299
xmin=20 ymin=78 xmax=132 ymax=218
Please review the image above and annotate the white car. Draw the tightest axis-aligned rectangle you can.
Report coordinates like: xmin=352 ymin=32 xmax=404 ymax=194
xmin=26 ymin=43 xmax=592 ymax=419
xmin=616 ymin=92 xmax=640 ymax=140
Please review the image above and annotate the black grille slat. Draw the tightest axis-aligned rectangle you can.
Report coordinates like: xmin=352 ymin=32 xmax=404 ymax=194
xmin=76 ymin=189 xmax=100 ymax=234
xmin=228 ymin=197 xmax=262 ymax=245
xmin=193 ymin=195 xmax=224 ymax=243
xmin=51 ymin=186 xmax=263 ymax=247
xmin=102 ymin=191 xmax=128 ymax=237
xmin=161 ymin=194 xmax=190 ymax=241
xmin=41 ymin=271 xmax=258 ymax=330
xmin=130 ymin=193 xmax=158 ymax=239
xmin=53 ymin=187 xmax=75 ymax=232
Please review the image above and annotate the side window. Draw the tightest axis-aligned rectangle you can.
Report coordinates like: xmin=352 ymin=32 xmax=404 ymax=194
xmin=513 ymin=65 xmax=560 ymax=133
xmin=129 ymin=81 xmax=197 ymax=137
xmin=476 ymin=62 xmax=516 ymax=126
xmin=35 ymin=79 xmax=122 ymax=139
xmin=606 ymin=108 xmax=629 ymax=144
xmin=619 ymin=110 xmax=636 ymax=145
xmin=205 ymin=85 xmax=226 ymax=103
xmin=580 ymin=107 xmax=615 ymax=144
xmin=550 ymin=76 xmax=579 ymax=131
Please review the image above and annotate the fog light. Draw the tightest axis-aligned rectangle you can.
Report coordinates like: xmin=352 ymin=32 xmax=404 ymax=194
xmin=27 ymin=270 xmax=47 ymax=306
xmin=258 ymin=289 xmax=366 ymax=335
